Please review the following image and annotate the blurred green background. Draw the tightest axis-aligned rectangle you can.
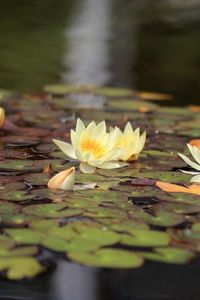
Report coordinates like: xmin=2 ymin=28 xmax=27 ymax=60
xmin=0 ymin=0 xmax=200 ymax=105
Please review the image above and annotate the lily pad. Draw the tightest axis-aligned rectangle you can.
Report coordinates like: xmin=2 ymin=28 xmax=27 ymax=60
xmin=94 ymin=87 xmax=133 ymax=97
xmin=5 ymin=229 xmax=46 ymax=244
xmin=43 ymin=84 xmax=86 ymax=95
xmin=121 ymin=229 xmax=170 ymax=247
xmin=140 ymin=247 xmax=194 ymax=264
xmin=0 ymin=257 xmax=45 ymax=279
xmin=68 ymin=248 xmax=144 ymax=268
xmin=0 ymin=191 xmax=35 ymax=202
xmin=23 ymin=203 xmax=82 ymax=218
xmin=0 ymin=160 xmax=41 ymax=172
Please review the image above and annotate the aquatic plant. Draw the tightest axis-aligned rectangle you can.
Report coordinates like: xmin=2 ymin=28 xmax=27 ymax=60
xmin=178 ymin=144 xmax=200 ymax=183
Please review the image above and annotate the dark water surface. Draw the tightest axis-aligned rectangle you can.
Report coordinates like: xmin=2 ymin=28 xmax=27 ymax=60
xmin=0 ymin=0 xmax=200 ymax=105
xmin=1 ymin=259 xmax=200 ymax=300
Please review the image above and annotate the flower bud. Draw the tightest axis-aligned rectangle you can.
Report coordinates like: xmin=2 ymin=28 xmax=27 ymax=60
xmin=0 ymin=107 xmax=5 ymax=128
xmin=48 ymin=167 xmax=75 ymax=190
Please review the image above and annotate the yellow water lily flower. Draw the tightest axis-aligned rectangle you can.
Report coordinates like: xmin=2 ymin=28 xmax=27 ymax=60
xmin=178 ymin=144 xmax=200 ymax=183
xmin=48 ymin=167 xmax=75 ymax=190
xmin=0 ymin=107 xmax=5 ymax=128
xmin=113 ymin=122 xmax=146 ymax=161
xmin=53 ymin=119 xmax=127 ymax=173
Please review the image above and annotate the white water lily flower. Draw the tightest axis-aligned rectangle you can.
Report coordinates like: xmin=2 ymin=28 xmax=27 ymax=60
xmin=48 ymin=167 xmax=75 ymax=190
xmin=0 ymin=107 xmax=5 ymax=128
xmin=53 ymin=119 xmax=127 ymax=173
xmin=178 ymin=144 xmax=200 ymax=183
xmin=113 ymin=122 xmax=146 ymax=161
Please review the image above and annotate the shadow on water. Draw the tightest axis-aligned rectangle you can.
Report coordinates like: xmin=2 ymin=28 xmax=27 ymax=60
xmin=1 ymin=260 xmax=200 ymax=300
xmin=0 ymin=0 xmax=200 ymax=104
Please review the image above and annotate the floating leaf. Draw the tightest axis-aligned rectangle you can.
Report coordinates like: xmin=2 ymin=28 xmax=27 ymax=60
xmin=0 ymin=160 xmax=41 ymax=172
xmin=23 ymin=203 xmax=82 ymax=218
xmin=121 ymin=229 xmax=170 ymax=247
xmin=140 ymin=247 xmax=194 ymax=264
xmin=68 ymin=249 xmax=144 ymax=268
xmin=5 ymin=229 xmax=46 ymax=244
xmin=94 ymin=87 xmax=133 ymax=97
xmin=0 ymin=257 xmax=45 ymax=279
xmin=0 ymin=191 xmax=35 ymax=202
xmin=72 ymin=225 xmax=120 ymax=246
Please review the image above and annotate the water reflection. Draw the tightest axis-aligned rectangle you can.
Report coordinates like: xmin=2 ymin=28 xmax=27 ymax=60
xmin=0 ymin=276 xmax=50 ymax=300
xmin=63 ymin=0 xmax=111 ymax=85
xmin=50 ymin=261 xmax=96 ymax=300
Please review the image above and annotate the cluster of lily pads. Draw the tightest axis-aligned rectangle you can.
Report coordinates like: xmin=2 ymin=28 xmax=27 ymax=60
xmin=0 ymin=85 xmax=200 ymax=280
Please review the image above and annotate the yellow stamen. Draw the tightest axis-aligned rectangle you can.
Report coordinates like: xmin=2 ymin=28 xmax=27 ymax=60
xmin=81 ymin=139 xmax=105 ymax=158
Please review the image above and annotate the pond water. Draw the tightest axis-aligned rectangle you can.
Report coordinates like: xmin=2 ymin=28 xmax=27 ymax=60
xmin=1 ymin=1 xmax=200 ymax=300
xmin=0 ymin=0 xmax=200 ymax=105
xmin=1 ymin=260 xmax=200 ymax=300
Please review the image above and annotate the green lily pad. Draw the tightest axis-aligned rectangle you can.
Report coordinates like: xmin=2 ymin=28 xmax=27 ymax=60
xmin=0 ymin=214 xmax=41 ymax=226
xmin=95 ymin=87 xmax=133 ymax=97
xmin=42 ymin=236 xmax=71 ymax=252
xmin=0 ymin=246 xmax=39 ymax=257
xmin=43 ymin=84 xmax=86 ymax=95
xmin=121 ymin=229 xmax=170 ymax=247
xmin=0 ymin=160 xmax=41 ymax=172
xmin=133 ymin=206 xmax=184 ymax=227
xmin=30 ymin=219 xmax=59 ymax=231
xmin=49 ymin=225 xmax=76 ymax=240
xmin=0 ymin=191 xmax=35 ymax=202
xmin=107 ymin=99 xmax=157 ymax=111
xmin=23 ymin=203 xmax=82 ymax=218
xmin=0 ymin=201 xmax=20 ymax=215
xmin=0 ymin=182 xmax=26 ymax=192
xmin=134 ymin=171 xmax=192 ymax=184
xmin=72 ymin=224 xmax=120 ymax=246
xmin=64 ymin=237 xmax=99 ymax=253
xmin=24 ymin=173 xmax=50 ymax=186
xmin=5 ymin=229 xmax=46 ymax=244
xmin=143 ymin=150 xmax=176 ymax=157
xmin=0 ymin=257 xmax=45 ymax=279
xmin=140 ymin=247 xmax=194 ymax=264
xmin=68 ymin=248 xmax=144 ymax=268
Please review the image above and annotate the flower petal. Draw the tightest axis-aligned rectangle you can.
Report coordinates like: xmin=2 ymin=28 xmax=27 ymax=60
xmin=96 ymin=120 xmax=106 ymax=133
xmin=187 ymin=144 xmax=200 ymax=165
xmin=75 ymin=149 xmax=85 ymax=161
xmin=178 ymin=153 xmax=200 ymax=171
xmin=76 ymin=118 xmax=85 ymax=135
xmin=191 ymin=174 xmax=200 ymax=183
xmin=124 ymin=122 xmax=134 ymax=134
xmin=180 ymin=170 xmax=200 ymax=175
xmin=80 ymin=162 xmax=96 ymax=173
xmin=98 ymin=161 xmax=128 ymax=169
xmin=70 ymin=130 xmax=79 ymax=148
xmin=48 ymin=167 xmax=75 ymax=190
xmin=53 ymin=139 xmax=76 ymax=159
